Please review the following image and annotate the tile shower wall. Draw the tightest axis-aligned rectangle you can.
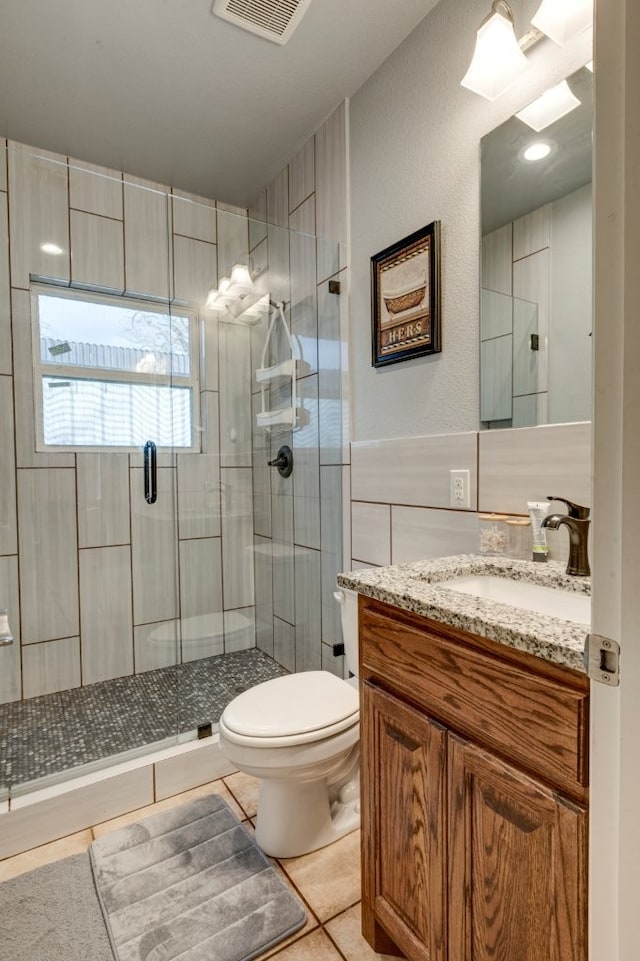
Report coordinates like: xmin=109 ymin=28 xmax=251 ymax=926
xmin=350 ymin=422 xmax=592 ymax=568
xmin=0 ymin=137 xmax=256 ymax=703
xmin=248 ymin=102 xmax=350 ymax=679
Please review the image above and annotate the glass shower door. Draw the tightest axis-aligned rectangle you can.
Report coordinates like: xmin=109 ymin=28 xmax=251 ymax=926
xmin=0 ymin=148 xmax=184 ymax=799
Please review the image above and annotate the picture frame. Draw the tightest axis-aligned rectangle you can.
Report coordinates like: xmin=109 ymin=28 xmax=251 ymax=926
xmin=371 ymin=220 xmax=441 ymax=367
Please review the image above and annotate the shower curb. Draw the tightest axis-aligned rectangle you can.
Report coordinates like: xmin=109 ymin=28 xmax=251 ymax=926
xmin=0 ymin=735 xmax=237 ymax=861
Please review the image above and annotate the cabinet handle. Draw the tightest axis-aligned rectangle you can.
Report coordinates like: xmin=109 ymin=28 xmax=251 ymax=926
xmin=385 ymin=723 xmax=420 ymax=752
xmin=144 ymin=440 xmax=157 ymax=504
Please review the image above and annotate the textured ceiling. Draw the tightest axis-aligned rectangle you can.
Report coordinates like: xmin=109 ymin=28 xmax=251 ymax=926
xmin=0 ymin=0 xmax=439 ymax=207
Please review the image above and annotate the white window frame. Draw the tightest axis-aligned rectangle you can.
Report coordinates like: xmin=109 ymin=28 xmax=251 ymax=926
xmin=31 ymin=283 xmax=201 ymax=454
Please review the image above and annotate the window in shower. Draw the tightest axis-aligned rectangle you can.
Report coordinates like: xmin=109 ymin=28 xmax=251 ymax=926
xmin=31 ymin=284 xmax=200 ymax=451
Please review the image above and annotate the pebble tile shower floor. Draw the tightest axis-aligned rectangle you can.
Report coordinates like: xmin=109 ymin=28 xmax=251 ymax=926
xmin=0 ymin=650 xmax=288 ymax=789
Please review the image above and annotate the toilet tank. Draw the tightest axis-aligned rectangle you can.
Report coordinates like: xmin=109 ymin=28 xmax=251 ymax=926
xmin=335 ymin=588 xmax=359 ymax=678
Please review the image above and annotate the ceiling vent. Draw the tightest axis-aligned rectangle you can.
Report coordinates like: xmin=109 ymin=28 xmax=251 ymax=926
xmin=212 ymin=0 xmax=314 ymax=45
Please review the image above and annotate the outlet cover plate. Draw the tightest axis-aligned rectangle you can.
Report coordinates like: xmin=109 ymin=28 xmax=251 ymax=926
xmin=450 ymin=469 xmax=471 ymax=509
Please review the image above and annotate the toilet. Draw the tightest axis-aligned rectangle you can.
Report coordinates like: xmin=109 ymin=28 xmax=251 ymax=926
xmin=218 ymin=587 xmax=360 ymax=858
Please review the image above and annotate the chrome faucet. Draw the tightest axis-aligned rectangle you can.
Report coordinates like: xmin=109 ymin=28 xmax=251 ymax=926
xmin=541 ymin=496 xmax=591 ymax=577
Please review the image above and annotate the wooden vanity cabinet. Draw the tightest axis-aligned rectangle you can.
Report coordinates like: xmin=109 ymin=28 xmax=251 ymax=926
xmin=359 ymin=595 xmax=589 ymax=961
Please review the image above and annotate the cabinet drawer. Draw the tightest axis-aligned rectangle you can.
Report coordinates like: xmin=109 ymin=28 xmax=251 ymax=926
xmin=360 ymin=600 xmax=589 ymax=801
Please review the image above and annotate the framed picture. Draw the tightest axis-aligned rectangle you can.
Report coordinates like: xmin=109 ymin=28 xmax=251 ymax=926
xmin=371 ymin=221 xmax=441 ymax=367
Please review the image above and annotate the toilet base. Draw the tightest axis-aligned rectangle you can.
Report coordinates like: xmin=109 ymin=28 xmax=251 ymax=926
xmin=254 ymin=769 xmax=360 ymax=859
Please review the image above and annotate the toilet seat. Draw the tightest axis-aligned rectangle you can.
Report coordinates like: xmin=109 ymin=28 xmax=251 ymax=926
xmin=220 ymin=671 xmax=359 ymax=748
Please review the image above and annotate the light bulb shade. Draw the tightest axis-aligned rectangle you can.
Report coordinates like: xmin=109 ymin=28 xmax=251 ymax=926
xmin=204 ymin=287 xmax=219 ymax=309
xmin=515 ymin=79 xmax=581 ymax=131
xmin=204 ymin=277 xmax=234 ymax=310
xmin=243 ymin=293 xmax=270 ymax=318
xmin=0 ymin=608 xmax=13 ymax=644
xmin=229 ymin=263 xmax=254 ymax=296
xmin=461 ymin=8 xmax=529 ymax=101
xmin=531 ymin=0 xmax=593 ymax=46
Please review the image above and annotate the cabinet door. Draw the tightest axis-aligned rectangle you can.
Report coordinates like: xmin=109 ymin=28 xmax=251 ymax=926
xmin=448 ymin=735 xmax=587 ymax=961
xmin=362 ymin=681 xmax=447 ymax=961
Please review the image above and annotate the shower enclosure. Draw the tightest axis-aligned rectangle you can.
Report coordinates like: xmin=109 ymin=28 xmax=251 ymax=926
xmin=0 ymin=141 xmax=347 ymax=808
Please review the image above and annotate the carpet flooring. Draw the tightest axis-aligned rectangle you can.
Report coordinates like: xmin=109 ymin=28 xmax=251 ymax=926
xmin=0 ymin=853 xmax=113 ymax=961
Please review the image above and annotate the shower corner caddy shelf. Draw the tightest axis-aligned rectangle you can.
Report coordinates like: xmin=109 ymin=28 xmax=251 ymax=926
xmin=255 ymin=302 xmax=310 ymax=433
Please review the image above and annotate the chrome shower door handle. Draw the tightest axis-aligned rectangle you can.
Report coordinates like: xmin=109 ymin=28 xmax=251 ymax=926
xmin=144 ymin=440 xmax=157 ymax=504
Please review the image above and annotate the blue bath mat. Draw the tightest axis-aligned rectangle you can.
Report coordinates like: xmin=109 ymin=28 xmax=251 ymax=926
xmin=90 ymin=794 xmax=306 ymax=961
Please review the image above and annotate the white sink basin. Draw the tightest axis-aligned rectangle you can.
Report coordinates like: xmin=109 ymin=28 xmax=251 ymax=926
xmin=437 ymin=575 xmax=590 ymax=625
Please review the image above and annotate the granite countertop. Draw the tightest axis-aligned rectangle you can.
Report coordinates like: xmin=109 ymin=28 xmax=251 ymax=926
xmin=337 ymin=554 xmax=591 ymax=673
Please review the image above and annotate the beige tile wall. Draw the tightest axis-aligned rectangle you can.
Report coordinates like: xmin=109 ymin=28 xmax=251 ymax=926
xmin=351 ymin=432 xmax=478 ymax=509
xmin=349 ymin=422 xmax=592 ymax=568
xmin=247 ymin=103 xmax=350 ymax=679
xmin=478 ymin=421 xmax=592 ymax=513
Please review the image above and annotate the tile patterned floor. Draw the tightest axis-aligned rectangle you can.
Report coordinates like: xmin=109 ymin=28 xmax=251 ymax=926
xmin=0 ymin=650 xmax=288 ymax=789
xmin=0 ymin=772 xmax=400 ymax=960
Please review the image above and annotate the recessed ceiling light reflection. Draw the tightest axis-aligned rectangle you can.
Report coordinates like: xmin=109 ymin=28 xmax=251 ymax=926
xmin=40 ymin=242 xmax=65 ymax=256
xmin=522 ymin=142 xmax=552 ymax=162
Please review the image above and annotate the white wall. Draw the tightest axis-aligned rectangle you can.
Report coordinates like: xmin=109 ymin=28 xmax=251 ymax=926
xmin=349 ymin=0 xmax=592 ymax=441
xmin=590 ymin=1 xmax=640 ymax=957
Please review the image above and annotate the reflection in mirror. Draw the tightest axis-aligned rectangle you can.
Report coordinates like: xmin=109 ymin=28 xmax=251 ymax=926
xmin=480 ymin=65 xmax=593 ymax=429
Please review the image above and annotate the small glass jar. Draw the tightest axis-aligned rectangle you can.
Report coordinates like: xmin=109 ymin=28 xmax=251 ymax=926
xmin=505 ymin=517 xmax=532 ymax=559
xmin=478 ymin=513 xmax=509 ymax=555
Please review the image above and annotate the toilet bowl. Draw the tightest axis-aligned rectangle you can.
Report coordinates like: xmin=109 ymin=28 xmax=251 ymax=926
xmin=218 ymin=588 xmax=360 ymax=858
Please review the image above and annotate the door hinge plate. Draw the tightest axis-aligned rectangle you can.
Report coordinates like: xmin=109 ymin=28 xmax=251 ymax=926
xmin=584 ymin=633 xmax=620 ymax=686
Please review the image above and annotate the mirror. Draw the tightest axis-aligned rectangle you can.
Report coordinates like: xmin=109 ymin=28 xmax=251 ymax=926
xmin=480 ymin=65 xmax=593 ymax=429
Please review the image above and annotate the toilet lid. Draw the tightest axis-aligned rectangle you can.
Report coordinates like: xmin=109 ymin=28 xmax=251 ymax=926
xmin=221 ymin=671 xmax=359 ymax=740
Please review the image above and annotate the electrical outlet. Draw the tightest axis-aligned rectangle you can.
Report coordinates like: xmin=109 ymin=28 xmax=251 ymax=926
xmin=450 ymin=469 xmax=470 ymax=509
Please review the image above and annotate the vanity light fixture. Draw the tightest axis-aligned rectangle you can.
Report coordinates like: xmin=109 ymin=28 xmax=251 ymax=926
xmin=228 ymin=263 xmax=254 ymax=297
xmin=204 ymin=275 xmax=231 ymax=310
xmin=241 ymin=292 xmax=270 ymax=320
xmin=522 ymin=141 xmax=552 ymax=162
xmin=462 ymin=0 xmax=593 ymax=101
xmin=460 ymin=0 xmax=529 ymax=101
xmin=516 ymin=79 xmax=581 ymax=131
xmin=531 ymin=0 xmax=593 ymax=47
xmin=204 ymin=263 xmax=261 ymax=323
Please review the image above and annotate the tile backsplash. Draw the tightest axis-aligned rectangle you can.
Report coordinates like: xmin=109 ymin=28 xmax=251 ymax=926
xmin=350 ymin=422 xmax=592 ymax=569
xmin=351 ymin=431 xmax=478 ymax=510
xmin=478 ymin=421 xmax=591 ymax=513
